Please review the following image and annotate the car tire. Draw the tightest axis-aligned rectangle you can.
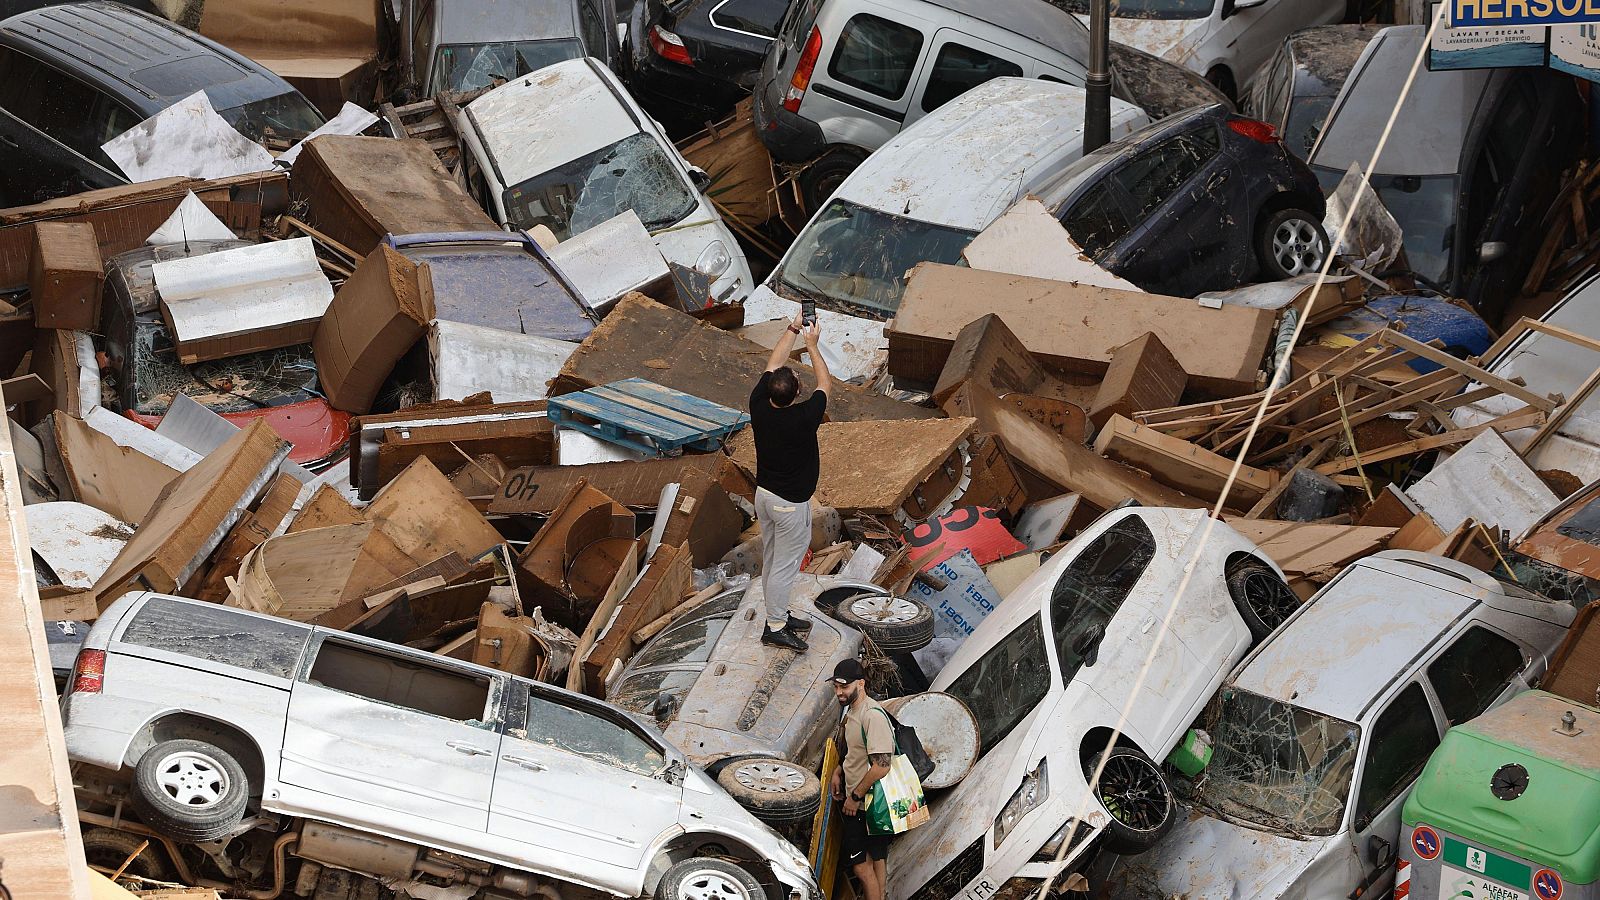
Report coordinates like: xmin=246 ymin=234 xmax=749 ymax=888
xmin=1089 ymin=745 xmax=1175 ymax=856
xmin=1256 ymin=208 xmax=1330 ymax=280
xmin=716 ymin=759 xmax=823 ymax=824
xmin=81 ymin=827 xmax=175 ymax=886
xmin=834 ymin=594 xmax=935 ymax=653
xmin=658 ymin=857 xmax=766 ymax=900
xmin=1225 ymin=557 xmax=1299 ymax=643
xmin=132 ymin=739 xmax=250 ymax=843
xmin=798 ymin=149 xmax=862 ymax=215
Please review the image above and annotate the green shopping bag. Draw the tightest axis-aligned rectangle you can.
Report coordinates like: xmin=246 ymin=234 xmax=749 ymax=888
xmin=861 ymin=711 xmax=930 ymax=836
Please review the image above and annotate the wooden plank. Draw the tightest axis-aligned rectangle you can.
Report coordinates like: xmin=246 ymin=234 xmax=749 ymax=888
xmin=583 ymin=541 xmax=693 ymax=695
xmin=1246 ymin=371 xmax=1469 ymax=464
xmin=1223 ymin=519 xmax=1397 ymax=580
xmin=1312 ymin=407 xmax=1547 ymax=475
xmin=491 ymin=455 xmax=729 ymax=515
xmin=1380 ymin=330 xmax=1559 ymax=412
xmin=1093 ymin=414 xmax=1277 ymax=507
xmin=1244 ymin=440 xmax=1333 ymax=518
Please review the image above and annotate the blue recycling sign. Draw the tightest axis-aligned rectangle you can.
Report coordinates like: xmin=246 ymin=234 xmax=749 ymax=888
xmin=1454 ymin=0 xmax=1600 ymax=27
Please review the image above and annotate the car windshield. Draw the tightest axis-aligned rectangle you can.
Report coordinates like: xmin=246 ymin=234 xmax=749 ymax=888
xmin=772 ymin=200 xmax=977 ymax=317
xmin=609 ymin=670 xmax=701 ymax=719
xmin=943 ymin=615 xmax=1052 ymax=757
xmin=217 ymin=91 xmax=324 ymax=143
xmin=1195 ymin=688 xmax=1361 ymax=836
xmin=501 ymin=132 xmax=698 ymax=239
xmin=433 ymin=40 xmax=584 ymax=93
xmin=130 ymin=320 xmax=320 ymax=415
xmin=1055 ymin=0 xmax=1214 ymax=19
xmin=1315 ymin=166 xmax=1457 ymax=286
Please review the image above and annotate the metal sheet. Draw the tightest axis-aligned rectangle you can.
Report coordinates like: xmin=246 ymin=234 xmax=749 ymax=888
xmin=23 ymin=501 xmax=133 ymax=589
xmin=155 ymin=394 xmax=314 ymax=483
xmin=428 ymin=319 xmax=577 ymax=402
xmin=102 ymin=91 xmax=275 ymax=183
xmin=153 ymin=238 xmax=334 ymax=357
xmin=277 ymin=102 xmax=380 ymax=168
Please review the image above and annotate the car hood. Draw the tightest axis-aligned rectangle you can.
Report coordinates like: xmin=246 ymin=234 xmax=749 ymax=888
xmin=1104 ymin=17 xmax=1208 ymax=64
xmin=1110 ymin=809 xmax=1332 ymax=899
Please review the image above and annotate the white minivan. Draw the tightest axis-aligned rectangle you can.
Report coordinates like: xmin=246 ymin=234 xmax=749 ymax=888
xmin=458 ymin=57 xmax=754 ymax=303
xmin=744 ymin=77 xmax=1147 ymax=377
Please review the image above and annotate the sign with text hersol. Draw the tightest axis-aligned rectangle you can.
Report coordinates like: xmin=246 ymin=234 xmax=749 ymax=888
xmin=1439 ymin=837 xmax=1533 ymax=899
xmin=1454 ymin=0 xmax=1600 ymax=28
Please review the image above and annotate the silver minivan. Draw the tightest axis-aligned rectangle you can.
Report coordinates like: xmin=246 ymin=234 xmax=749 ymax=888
xmin=63 ymin=592 xmax=818 ymax=900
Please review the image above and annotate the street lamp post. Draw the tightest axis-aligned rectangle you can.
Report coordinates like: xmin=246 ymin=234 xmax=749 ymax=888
xmin=1083 ymin=0 xmax=1111 ymax=153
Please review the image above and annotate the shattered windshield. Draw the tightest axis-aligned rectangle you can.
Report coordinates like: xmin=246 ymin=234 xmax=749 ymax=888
xmin=1196 ymin=688 xmax=1361 ymax=836
xmin=611 ymin=670 xmax=700 ymax=719
xmin=1052 ymin=0 xmax=1215 ymax=20
xmin=773 ymin=200 xmax=977 ymax=317
xmin=434 ymin=40 xmax=584 ymax=93
xmin=130 ymin=320 xmax=319 ymax=415
xmin=501 ymin=132 xmax=698 ymax=239
xmin=217 ymin=91 xmax=324 ymax=143
xmin=1315 ymin=167 xmax=1457 ymax=287
xmin=944 ymin=616 xmax=1052 ymax=757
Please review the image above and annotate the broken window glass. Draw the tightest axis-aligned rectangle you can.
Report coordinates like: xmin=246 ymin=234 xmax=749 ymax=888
xmin=628 ymin=596 xmax=741 ymax=669
xmin=944 ymin=616 xmax=1050 ymax=758
xmin=1555 ymin=495 xmax=1600 ymax=544
xmin=216 ymin=90 xmax=324 ymax=144
xmin=1050 ymin=516 xmax=1154 ymax=687
xmin=1507 ymin=551 xmax=1599 ymax=608
xmin=773 ymin=200 xmax=977 ymax=317
xmin=511 ymin=688 xmax=666 ymax=776
xmin=501 ymin=132 xmax=698 ymax=240
xmin=433 ymin=40 xmax=584 ymax=94
xmin=129 ymin=319 xmax=319 ymax=416
xmin=1427 ymin=626 xmax=1523 ymax=725
xmin=1196 ymin=688 xmax=1360 ymax=836
xmin=1352 ymin=683 xmax=1439 ymax=826
xmin=610 ymin=669 xmax=700 ymax=719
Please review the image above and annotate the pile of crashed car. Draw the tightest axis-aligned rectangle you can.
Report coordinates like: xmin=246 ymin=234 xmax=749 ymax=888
xmin=7 ymin=0 xmax=1600 ymax=897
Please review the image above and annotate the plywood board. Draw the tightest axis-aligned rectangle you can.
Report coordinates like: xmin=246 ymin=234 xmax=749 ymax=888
xmin=932 ymin=314 xmax=1048 ymax=405
xmin=492 ymin=454 xmax=728 ymax=514
xmin=52 ymin=411 xmax=186 ymax=525
xmin=961 ymin=197 xmax=1143 ymax=290
xmin=726 ymin=418 xmax=977 ymax=513
xmin=1222 ymin=519 xmax=1398 ymax=580
xmin=362 ymin=456 xmax=503 ymax=565
xmin=1404 ymin=429 xmax=1558 ymax=537
xmin=583 ymin=541 xmax=692 ymax=694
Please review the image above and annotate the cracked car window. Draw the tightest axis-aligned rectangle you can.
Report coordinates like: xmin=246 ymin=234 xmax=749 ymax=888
xmin=501 ymin=132 xmax=698 ymax=240
xmin=1426 ymin=626 xmax=1524 ymax=725
xmin=511 ymin=688 xmax=666 ymax=776
xmin=1050 ymin=516 xmax=1155 ymax=687
xmin=1197 ymin=688 xmax=1361 ymax=836
xmin=944 ymin=616 xmax=1050 ymax=758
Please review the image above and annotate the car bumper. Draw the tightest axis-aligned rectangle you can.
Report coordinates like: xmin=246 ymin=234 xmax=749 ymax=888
xmin=752 ymin=82 xmax=825 ymax=163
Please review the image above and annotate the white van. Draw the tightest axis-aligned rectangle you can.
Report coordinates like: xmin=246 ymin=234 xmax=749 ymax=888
xmin=458 ymin=57 xmax=754 ymax=303
xmin=744 ymin=77 xmax=1147 ymax=377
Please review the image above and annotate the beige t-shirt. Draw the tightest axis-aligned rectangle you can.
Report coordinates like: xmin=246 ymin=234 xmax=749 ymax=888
xmin=841 ymin=697 xmax=895 ymax=795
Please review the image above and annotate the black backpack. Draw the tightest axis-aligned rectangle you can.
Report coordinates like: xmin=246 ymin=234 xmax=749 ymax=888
xmin=878 ymin=706 xmax=935 ymax=782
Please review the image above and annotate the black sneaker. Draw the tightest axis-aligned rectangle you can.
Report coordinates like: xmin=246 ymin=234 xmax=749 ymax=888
xmin=761 ymin=625 xmax=808 ymax=652
xmin=785 ymin=613 xmax=813 ymax=634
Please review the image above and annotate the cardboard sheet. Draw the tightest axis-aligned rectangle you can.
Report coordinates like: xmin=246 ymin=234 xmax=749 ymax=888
xmin=155 ymin=237 xmax=334 ymax=363
xmin=314 ymin=244 xmax=435 ymax=413
xmin=961 ymin=198 xmax=1142 ymax=291
xmin=429 ymin=320 xmax=577 ymax=403
xmin=102 ymin=92 xmax=275 ymax=182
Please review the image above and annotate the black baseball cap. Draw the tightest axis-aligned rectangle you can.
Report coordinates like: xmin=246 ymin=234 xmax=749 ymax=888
xmin=831 ymin=658 xmax=866 ymax=684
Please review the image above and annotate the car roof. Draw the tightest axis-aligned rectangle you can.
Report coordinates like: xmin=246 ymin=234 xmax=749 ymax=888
xmin=1309 ymin=24 xmax=1494 ymax=177
xmin=436 ymin=0 xmax=581 ymax=46
xmin=1040 ymin=103 xmax=1226 ymax=212
xmin=835 ymin=78 xmax=1144 ymax=232
xmin=1283 ymin=24 xmax=1384 ymax=97
xmin=1231 ymin=552 xmax=1558 ymax=721
xmin=921 ymin=0 xmax=1090 ymax=60
xmin=465 ymin=57 xmax=641 ymax=188
xmin=0 ymin=1 xmax=296 ymax=114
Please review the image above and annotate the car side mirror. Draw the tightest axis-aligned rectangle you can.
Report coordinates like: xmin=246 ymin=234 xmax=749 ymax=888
xmin=1479 ymin=240 xmax=1510 ymax=264
xmin=689 ymin=167 xmax=712 ymax=193
xmin=1368 ymin=835 xmax=1395 ymax=868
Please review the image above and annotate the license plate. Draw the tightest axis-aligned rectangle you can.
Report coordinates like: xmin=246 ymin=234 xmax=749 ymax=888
xmin=1439 ymin=865 xmax=1529 ymax=900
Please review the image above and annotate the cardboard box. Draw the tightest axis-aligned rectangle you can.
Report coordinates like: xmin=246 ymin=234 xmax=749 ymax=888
xmin=1089 ymin=333 xmax=1187 ymax=428
xmin=314 ymin=244 xmax=436 ymax=413
xmin=29 ymin=222 xmax=102 ymax=330
xmin=932 ymin=313 xmax=1048 ymax=404
xmin=350 ymin=399 xmax=554 ymax=499
xmin=290 ymin=136 xmax=498 ymax=256
xmin=889 ymin=264 xmax=1276 ymax=395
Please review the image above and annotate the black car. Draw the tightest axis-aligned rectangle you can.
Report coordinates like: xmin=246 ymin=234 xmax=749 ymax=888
xmin=1049 ymin=103 xmax=1329 ymax=298
xmin=1246 ymin=24 xmax=1381 ymax=161
xmin=0 ymin=1 xmax=325 ymax=206
xmin=627 ymin=0 xmax=788 ymax=125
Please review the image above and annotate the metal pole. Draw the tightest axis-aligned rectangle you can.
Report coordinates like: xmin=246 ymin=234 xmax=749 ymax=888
xmin=1083 ymin=0 xmax=1111 ymax=153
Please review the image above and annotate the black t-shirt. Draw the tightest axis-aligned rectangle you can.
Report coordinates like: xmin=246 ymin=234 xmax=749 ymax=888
xmin=749 ymin=371 xmax=827 ymax=503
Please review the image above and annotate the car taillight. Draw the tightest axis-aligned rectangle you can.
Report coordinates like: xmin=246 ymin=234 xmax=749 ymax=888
xmin=650 ymin=25 xmax=693 ymax=66
xmin=72 ymin=648 xmax=105 ymax=694
xmin=1227 ymin=117 xmax=1280 ymax=144
xmin=783 ymin=26 xmax=822 ymax=113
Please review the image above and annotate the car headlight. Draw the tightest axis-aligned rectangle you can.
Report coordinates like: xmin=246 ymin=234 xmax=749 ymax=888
xmin=696 ymin=240 xmax=733 ymax=278
xmin=993 ymin=759 xmax=1048 ymax=848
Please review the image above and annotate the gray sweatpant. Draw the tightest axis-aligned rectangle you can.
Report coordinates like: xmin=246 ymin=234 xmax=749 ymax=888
xmin=755 ymin=487 xmax=811 ymax=629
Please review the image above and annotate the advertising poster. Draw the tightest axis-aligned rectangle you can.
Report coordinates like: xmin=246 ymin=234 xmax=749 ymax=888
xmin=1551 ymin=22 xmax=1600 ymax=82
xmin=1430 ymin=2 xmax=1548 ymax=69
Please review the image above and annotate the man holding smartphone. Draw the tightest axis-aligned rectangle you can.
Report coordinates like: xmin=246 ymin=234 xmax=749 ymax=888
xmin=747 ymin=308 xmax=831 ymax=651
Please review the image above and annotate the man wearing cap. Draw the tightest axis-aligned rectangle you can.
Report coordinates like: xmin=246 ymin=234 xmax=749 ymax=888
xmin=830 ymin=658 xmax=894 ymax=900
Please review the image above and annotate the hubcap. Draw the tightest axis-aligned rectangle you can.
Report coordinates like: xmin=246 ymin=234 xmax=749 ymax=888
xmin=734 ymin=761 xmax=806 ymax=794
xmin=1097 ymin=755 xmax=1170 ymax=834
xmin=155 ymin=750 xmax=229 ymax=808
xmin=1272 ymin=218 xmax=1326 ymax=277
xmin=849 ymin=595 xmax=919 ymax=625
xmin=1240 ymin=570 xmax=1298 ymax=632
xmin=678 ymin=869 xmax=752 ymax=900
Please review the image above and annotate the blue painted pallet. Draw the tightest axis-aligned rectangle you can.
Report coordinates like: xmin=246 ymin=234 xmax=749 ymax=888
xmin=547 ymin=378 xmax=751 ymax=457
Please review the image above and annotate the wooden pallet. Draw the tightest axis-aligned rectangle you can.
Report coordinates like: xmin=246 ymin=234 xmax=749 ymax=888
xmin=378 ymin=87 xmax=488 ymax=173
xmin=548 ymin=378 xmax=750 ymax=456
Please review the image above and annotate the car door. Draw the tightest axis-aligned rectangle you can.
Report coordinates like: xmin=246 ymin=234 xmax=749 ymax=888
xmin=903 ymin=30 xmax=1024 ymax=127
xmin=1105 ymin=124 xmax=1230 ymax=294
xmin=801 ymin=10 xmax=927 ymax=149
xmin=1214 ymin=0 xmax=1315 ymax=94
xmin=281 ymin=634 xmax=501 ymax=834
xmin=1423 ymin=623 xmax=1537 ymax=727
xmin=1345 ymin=680 xmax=1445 ymax=897
xmin=488 ymin=679 xmax=679 ymax=876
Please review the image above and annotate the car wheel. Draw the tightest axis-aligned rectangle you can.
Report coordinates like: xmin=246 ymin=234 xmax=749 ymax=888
xmin=658 ymin=857 xmax=766 ymax=900
xmin=1205 ymin=66 xmax=1237 ymax=102
xmin=132 ymin=739 xmax=250 ymax=843
xmin=81 ymin=827 xmax=175 ymax=887
xmin=1257 ymin=208 xmax=1329 ymax=280
xmin=834 ymin=594 xmax=935 ymax=653
xmin=1089 ymin=745 xmax=1175 ymax=855
xmin=716 ymin=759 xmax=823 ymax=824
xmin=1225 ymin=558 xmax=1299 ymax=643
xmin=798 ymin=149 xmax=862 ymax=215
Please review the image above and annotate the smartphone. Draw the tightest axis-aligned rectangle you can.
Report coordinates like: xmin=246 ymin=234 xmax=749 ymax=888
xmin=801 ymin=300 xmax=817 ymax=325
